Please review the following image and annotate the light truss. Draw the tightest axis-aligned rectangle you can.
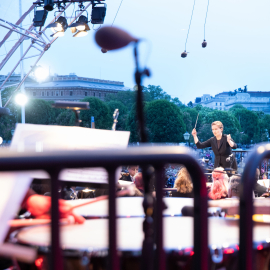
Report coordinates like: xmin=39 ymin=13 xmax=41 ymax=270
xmin=0 ymin=2 xmax=93 ymax=107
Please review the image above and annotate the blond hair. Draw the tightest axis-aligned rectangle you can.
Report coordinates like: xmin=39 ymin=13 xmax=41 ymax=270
xmin=211 ymin=121 xmax=223 ymax=131
xmin=174 ymin=167 xmax=193 ymax=193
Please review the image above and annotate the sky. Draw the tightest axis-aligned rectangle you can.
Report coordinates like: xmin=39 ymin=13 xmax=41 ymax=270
xmin=1 ymin=0 xmax=270 ymax=104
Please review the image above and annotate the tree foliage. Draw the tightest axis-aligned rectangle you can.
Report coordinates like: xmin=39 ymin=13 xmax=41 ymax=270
xmin=80 ymin=97 xmax=111 ymax=129
xmin=229 ymin=105 xmax=260 ymax=142
xmin=55 ymin=110 xmax=76 ymax=126
xmin=19 ymin=99 xmax=56 ymax=125
xmin=145 ymin=100 xmax=186 ymax=142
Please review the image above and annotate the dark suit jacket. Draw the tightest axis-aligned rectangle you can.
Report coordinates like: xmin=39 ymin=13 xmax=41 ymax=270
xmin=196 ymin=134 xmax=237 ymax=169
xmin=254 ymin=182 xmax=267 ymax=197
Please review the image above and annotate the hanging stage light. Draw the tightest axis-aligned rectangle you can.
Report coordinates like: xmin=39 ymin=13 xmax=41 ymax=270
xmin=44 ymin=0 xmax=54 ymax=11
xmin=69 ymin=15 xmax=90 ymax=37
xmin=101 ymin=48 xmax=108 ymax=53
xmin=202 ymin=40 xmax=207 ymax=48
xmin=47 ymin=16 xmax=68 ymax=37
xmin=91 ymin=4 xmax=107 ymax=24
xmin=181 ymin=51 xmax=188 ymax=58
xmin=33 ymin=9 xmax=48 ymax=27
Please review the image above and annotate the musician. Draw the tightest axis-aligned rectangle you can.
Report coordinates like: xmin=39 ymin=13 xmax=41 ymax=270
xmin=192 ymin=121 xmax=237 ymax=170
xmin=172 ymin=167 xmax=193 ymax=198
xmin=22 ymin=190 xmax=85 ymax=224
xmin=208 ymin=167 xmax=229 ymax=200
xmin=119 ymin=165 xmax=139 ymax=182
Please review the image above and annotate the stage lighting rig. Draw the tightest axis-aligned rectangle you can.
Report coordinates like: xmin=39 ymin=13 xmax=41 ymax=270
xmin=91 ymin=4 xmax=107 ymax=24
xmin=44 ymin=0 xmax=54 ymax=11
xmin=69 ymin=8 xmax=90 ymax=38
xmin=33 ymin=8 xmax=48 ymax=27
xmin=47 ymin=16 xmax=68 ymax=37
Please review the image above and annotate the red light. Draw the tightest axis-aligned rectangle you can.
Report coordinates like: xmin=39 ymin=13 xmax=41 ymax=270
xmin=35 ymin=258 xmax=43 ymax=269
xmin=184 ymin=247 xmax=194 ymax=256
xmin=257 ymin=245 xmax=264 ymax=251
xmin=235 ymin=245 xmax=239 ymax=250
xmin=224 ymin=248 xmax=234 ymax=254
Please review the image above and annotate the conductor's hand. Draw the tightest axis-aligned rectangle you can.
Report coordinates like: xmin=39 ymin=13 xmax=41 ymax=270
xmin=26 ymin=195 xmax=85 ymax=224
xmin=227 ymin=134 xmax=232 ymax=142
xmin=192 ymin=128 xmax=197 ymax=137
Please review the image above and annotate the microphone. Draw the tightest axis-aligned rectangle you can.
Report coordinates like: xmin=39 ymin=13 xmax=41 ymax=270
xmin=95 ymin=26 xmax=138 ymax=51
xmin=226 ymin=154 xmax=234 ymax=162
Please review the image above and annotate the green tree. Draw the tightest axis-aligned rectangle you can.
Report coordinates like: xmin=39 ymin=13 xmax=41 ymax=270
xmin=144 ymin=85 xmax=171 ymax=101
xmin=55 ymin=110 xmax=76 ymax=126
xmin=106 ymin=100 xmax=128 ymax=131
xmin=125 ymin=103 xmax=142 ymax=142
xmin=0 ymin=86 xmax=18 ymax=140
xmin=229 ymin=106 xmax=259 ymax=142
xmin=19 ymin=99 xmax=57 ymax=125
xmin=80 ymin=97 xmax=111 ymax=129
xmin=181 ymin=107 xmax=202 ymax=130
xmin=105 ymin=90 xmax=136 ymax=111
xmin=145 ymin=100 xmax=186 ymax=142
xmin=197 ymin=123 xmax=213 ymax=142
xmin=203 ymin=110 xmax=240 ymax=138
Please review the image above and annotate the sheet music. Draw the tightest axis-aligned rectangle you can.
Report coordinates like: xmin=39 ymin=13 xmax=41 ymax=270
xmin=11 ymin=124 xmax=130 ymax=152
xmin=0 ymin=173 xmax=32 ymax=244
xmin=11 ymin=124 xmax=130 ymax=184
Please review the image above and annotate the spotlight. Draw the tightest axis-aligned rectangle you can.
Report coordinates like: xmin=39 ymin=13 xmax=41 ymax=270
xmin=181 ymin=51 xmax=188 ymax=58
xmin=15 ymin=93 xmax=28 ymax=106
xmin=101 ymin=48 xmax=108 ymax=53
xmin=69 ymin=15 xmax=90 ymax=37
xmin=34 ymin=66 xmax=49 ymax=81
xmin=91 ymin=4 xmax=107 ymax=24
xmin=44 ymin=0 xmax=54 ymax=11
xmin=202 ymin=40 xmax=207 ymax=48
xmin=47 ymin=16 xmax=68 ymax=37
xmin=33 ymin=9 xmax=48 ymax=27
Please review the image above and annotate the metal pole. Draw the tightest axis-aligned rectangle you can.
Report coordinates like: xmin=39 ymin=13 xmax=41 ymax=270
xmin=19 ymin=0 xmax=25 ymax=124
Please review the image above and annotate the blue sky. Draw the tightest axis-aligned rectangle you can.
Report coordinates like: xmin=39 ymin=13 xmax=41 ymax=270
xmin=1 ymin=0 xmax=270 ymax=104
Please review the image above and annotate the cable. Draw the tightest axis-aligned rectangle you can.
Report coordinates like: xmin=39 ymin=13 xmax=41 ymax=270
xmin=204 ymin=0 xmax=210 ymax=40
xmin=70 ymin=3 xmax=76 ymax=23
xmin=184 ymin=0 xmax=196 ymax=51
xmin=111 ymin=0 xmax=124 ymax=26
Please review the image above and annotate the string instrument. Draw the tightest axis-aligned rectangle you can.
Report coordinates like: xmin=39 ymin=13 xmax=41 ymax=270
xmin=112 ymin=108 xmax=119 ymax=131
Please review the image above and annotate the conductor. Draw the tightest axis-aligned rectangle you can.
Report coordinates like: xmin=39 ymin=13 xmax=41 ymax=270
xmin=192 ymin=121 xmax=237 ymax=170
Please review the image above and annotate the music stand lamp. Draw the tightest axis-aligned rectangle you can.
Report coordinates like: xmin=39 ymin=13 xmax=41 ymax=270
xmin=52 ymin=101 xmax=89 ymax=126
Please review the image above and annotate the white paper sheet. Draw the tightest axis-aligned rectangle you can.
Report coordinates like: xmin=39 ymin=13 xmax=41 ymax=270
xmin=11 ymin=124 xmax=130 ymax=184
xmin=0 ymin=172 xmax=32 ymax=244
xmin=11 ymin=124 xmax=130 ymax=152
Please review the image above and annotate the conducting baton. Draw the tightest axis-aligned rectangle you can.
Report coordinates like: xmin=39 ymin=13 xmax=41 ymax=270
xmin=194 ymin=113 xmax=199 ymax=129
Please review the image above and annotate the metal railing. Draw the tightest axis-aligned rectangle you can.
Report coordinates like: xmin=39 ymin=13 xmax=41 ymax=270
xmin=240 ymin=144 xmax=270 ymax=270
xmin=0 ymin=145 xmax=208 ymax=270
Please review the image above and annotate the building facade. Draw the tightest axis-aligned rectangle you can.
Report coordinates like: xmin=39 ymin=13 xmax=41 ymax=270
xmin=195 ymin=90 xmax=270 ymax=113
xmin=0 ymin=73 xmax=130 ymax=102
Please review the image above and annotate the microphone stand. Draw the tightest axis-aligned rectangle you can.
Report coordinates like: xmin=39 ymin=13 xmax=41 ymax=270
xmin=134 ymin=43 xmax=154 ymax=270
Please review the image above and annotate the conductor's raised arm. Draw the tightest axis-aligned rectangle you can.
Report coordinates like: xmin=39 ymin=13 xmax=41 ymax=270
xmin=192 ymin=128 xmax=211 ymax=149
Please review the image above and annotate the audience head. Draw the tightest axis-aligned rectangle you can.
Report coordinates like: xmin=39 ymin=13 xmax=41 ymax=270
xmin=134 ymin=172 xmax=144 ymax=191
xmin=174 ymin=167 xmax=193 ymax=194
xmin=228 ymin=175 xmax=241 ymax=198
xmin=208 ymin=167 xmax=229 ymax=200
xmin=128 ymin=165 xmax=139 ymax=177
